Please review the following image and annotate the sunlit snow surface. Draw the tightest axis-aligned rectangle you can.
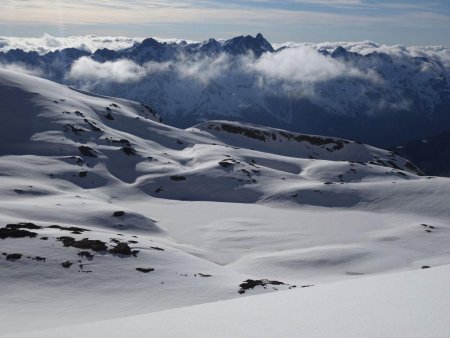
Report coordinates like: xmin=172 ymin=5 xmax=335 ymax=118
xmin=8 ymin=266 xmax=450 ymax=338
xmin=0 ymin=69 xmax=449 ymax=336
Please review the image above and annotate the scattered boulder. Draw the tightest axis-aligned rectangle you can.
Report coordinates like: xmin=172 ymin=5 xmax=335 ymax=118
xmin=58 ymin=237 xmax=108 ymax=252
xmin=219 ymin=161 xmax=234 ymax=168
xmin=136 ymin=268 xmax=155 ymax=273
xmin=0 ymin=227 xmax=38 ymax=239
xmin=198 ymin=273 xmax=212 ymax=277
xmin=113 ymin=211 xmax=125 ymax=217
xmin=121 ymin=146 xmax=136 ymax=156
xmin=83 ymin=119 xmax=102 ymax=132
xmin=6 ymin=253 xmax=22 ymax=261
xmin=78 ymin=146 xmax=96 ymax=158
xmin=61 ymin=261 xmax=73 ymax=268
xmin=238 ymin=279 xmax=285 ymax=294
xmin=109 ymin=242 xmax=132 ymax=256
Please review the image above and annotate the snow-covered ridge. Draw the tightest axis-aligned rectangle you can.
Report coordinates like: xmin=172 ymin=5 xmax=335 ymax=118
xmin=1 ymin=69 xmax=450 ymax=335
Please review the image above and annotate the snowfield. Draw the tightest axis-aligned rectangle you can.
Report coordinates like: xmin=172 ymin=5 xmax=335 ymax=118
xmin=0 ymin=68 xmax=449 ymax=336
xmin=7 ymin=265 xmax=450 ymax=338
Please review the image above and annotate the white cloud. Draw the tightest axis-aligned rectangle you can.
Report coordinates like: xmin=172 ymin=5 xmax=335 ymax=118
xmin=0 ymin=34 xmax=144 ymax=54
xmin=68 ymin=57 xmax=148 ymax=83
xmin=0 ymin=63 xmax=43 ymax=77
xmin=253 ymin=46 xmax=368 ymax=83
xmin=66 ymin=46 xmax=377 ymax=100
xmin=175 ymin=53 xmax=233 ymax=84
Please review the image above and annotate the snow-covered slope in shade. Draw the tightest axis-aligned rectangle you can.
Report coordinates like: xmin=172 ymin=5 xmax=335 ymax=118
xmin=1 ymin=69 xmax=450 ymax=335
xmin=7 ymin=265 xmax=450 ymax=338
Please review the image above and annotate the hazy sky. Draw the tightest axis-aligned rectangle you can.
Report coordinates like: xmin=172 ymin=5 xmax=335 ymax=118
xmin=1 ymin=0 xmax=449 ymax=45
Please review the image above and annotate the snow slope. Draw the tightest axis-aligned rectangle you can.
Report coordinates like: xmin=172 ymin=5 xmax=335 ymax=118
xmin=8 ymin=265 xmax=450 ymax=338
xmin=1 ymin=69 xmax=450 ymax=335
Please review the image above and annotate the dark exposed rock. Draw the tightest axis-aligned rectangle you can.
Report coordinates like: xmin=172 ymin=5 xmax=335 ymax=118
xmin=121 ymin=146 xmax=137 ymax=156
xmin=6 ymin=222 xmax=42 ymax=230
xmin=78 ymin=251 xmax=94 ymax=260
xmin=48 ymin=225 xmax=90 ymax=234
xmin=64 ymin=124 xmax=85 ymax=135
xmin=58 ymin=237 xmax=107 ymax=252
xmin=113 ymin=211 xmax=125 ymax=217
xmin=219 ymin=161 xmax=234 ymax=168
xmin=151 ymin=246 xmax=165 ymax=251
xmin=6 ymin=253 xmax=22 ymax=261
xmin=238 ymin=279 xmax=285 ymax=294
xmin=78 ymin=146 xmax=96 ymax=157
xmin=198 ymin=273 xmax=212 ymax=277
xmin=61 ymin=261 xmax=73 ymax=268
xmin=0 ymin=227 xmax=38 ymax=239
xmin=136 ymin=268 xmax=155 ymax=273
xmin=83 ymin=119 xmax=102 ymax=132
xmin=170 ymin=175 xmax=186 ymax=181
xmin=79 ymin=170 xmax=88 ymax=178
xmin=106 ymin=138 xmax=131 ymax=146
xmin=109 ymin=242 xmax=132 ymax=256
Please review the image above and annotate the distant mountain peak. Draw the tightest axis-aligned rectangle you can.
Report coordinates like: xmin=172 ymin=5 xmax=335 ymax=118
xmin=223 ymin=33 xmax=274 ymax=57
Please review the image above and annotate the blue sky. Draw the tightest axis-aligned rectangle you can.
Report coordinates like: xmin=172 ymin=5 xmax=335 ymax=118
xmin=1 ymin=0 xmax=449 ymax=45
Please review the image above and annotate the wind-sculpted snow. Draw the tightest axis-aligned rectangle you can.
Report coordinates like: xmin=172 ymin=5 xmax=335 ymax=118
xmin=1 ymin=69 xmax=450 ymax=334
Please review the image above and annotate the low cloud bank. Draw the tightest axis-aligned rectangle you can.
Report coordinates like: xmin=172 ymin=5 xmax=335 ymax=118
xmin=0 ymin=63 xmax=43 ymax=77
xmin=68 ymin=45 xmax=376 ymax=90
xmin=0 ymin=34 xmax=144 ymax=54
xmin=69 ymin=58 xmax=149 ymax=83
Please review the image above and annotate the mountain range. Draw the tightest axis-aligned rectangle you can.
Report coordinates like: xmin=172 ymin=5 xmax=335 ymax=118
xmin=1 ymin=34 xmax=449 ymax=158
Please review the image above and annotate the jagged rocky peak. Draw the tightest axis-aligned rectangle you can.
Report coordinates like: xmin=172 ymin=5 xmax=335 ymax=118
xmin=223 ymin=33 xmax=274 ymax=57
xmin=330 ymin=46 xmax=360 ymax=60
